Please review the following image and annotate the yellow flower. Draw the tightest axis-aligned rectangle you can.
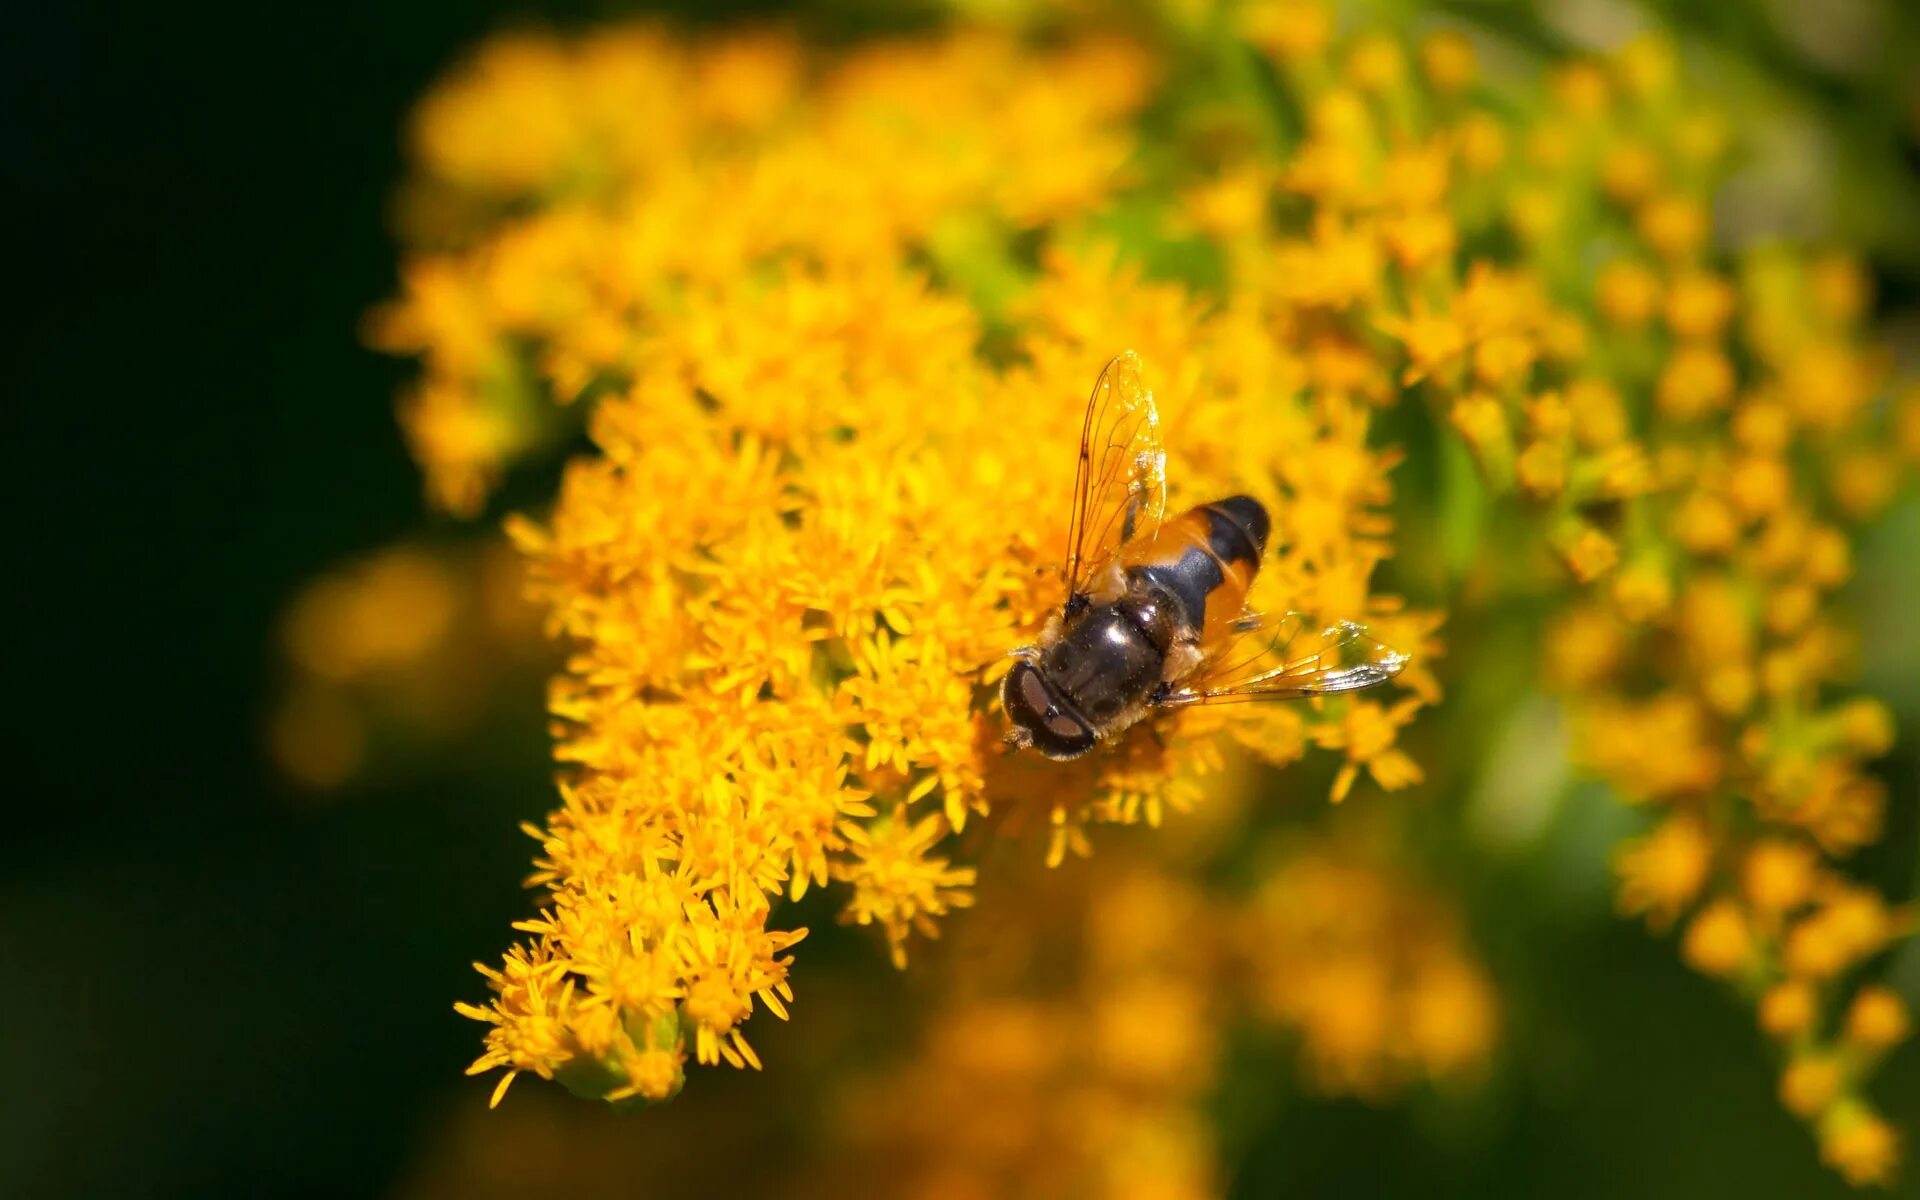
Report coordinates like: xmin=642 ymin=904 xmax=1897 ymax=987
xmin=1845 ymin=987 xmax=1912 ymax=1051
xmin=835 ymin=806 xmax=977 ymax=969
xmin=1244 ymin=851 xmax=1499 ymax=1097
xmin=1567 ymin=378 xmax=1629 ymax=448
xmin=1760 ymin=980 xmax=1818 ymax=1040
xmin=1819 ymin=1103 xmax=1902 ymax=1187
xmin=1344 ymin=34 xmax=1407 ymax=95
xmin=1743 ymin=839 xmax=1820 ymax=919
xmin=1665 ymin=271 xmax=1735 ymax=340
xmin=1418 ymin=31 xmax=1476 ymax=94
xmin=1453 ymin=113 xmax=1506 ymax=173
xmin=1551 ymin=62 xmax=1610 ymax=118
xmin=1311 ymin=697 xmax=1426 ymax=803
xmin=1830 ymin=447 xmax=1900 ymax=518
xmin=1681 ymin=898 xmax=1754 ymax=978
xmin=1379 ymin=309 xmax=1466 ymax=385
xmin=1613 ymin=813 xmax=1712 ymax=929
xmin=1657 ymin=344 xmax=1736 ymax=420
xmin=1613 ymin=34 xmax=1676 ymax=100
xmin=1780 ymin=1054 xmax=1843 ymax=1118
xmin=1516 ymin=439 xmax=1566 ymax=498
xmin=1242 ymin=0 xmax=1332 ymax=62
xmin=1637 ymin=194 xmax=1709 ymax=260
xmin=1545 ymin=604 xmax=1625 ymax=690
xmin=1674 ymin=490 xmax=1740 ymax=556
xmin=1830 ymin=698 xmax=1895 ymax=757
xmin=1609 ymin=560 xmax=1672 ymax=623
xmin=1784 ymin=343 xmax=1876 ymax=432
xmin=1784 ymin=889 xmax=1890 ymax=980
xmin=1408 ymin=961 xmax=1500 ymax=1080
xmin=1558 ymin=524 xmax=1620 ymax=583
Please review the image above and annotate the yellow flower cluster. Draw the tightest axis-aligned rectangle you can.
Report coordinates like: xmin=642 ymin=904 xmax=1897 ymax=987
xmin=395 ymin=22 xmax=1433 ymax=1109
xmin=1212 ymin=12 xmax=1916 ymax=1182
xmin=1240 ymin=20 xmax=1918 ymax=1185
xmin=1239 ymin=845 xmax=1499 ymax=1097
xmin=382 ymin=9 xmax=1913 ymax=1181
xmin=368 ymin=28 xmax=1151 ymax=515
xmin=835 ymin=860 xmax=1223 ymax=1200
xmin=820 ymin=790 xmax=1495 ymax=1197
xmin=404 ymin=831 xmax=1499 ymax=1199
xmin=270 ymin=541 xmax=539 ymax=789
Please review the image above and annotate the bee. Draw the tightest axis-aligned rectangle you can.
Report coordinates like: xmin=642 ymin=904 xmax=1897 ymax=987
xmin=1002 ymin=351 xmax=1408 ymax=760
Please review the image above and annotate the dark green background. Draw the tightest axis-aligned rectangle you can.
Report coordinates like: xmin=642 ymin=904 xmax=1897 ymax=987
xmin=7 ymin=3 xmax=1916 ymax=1197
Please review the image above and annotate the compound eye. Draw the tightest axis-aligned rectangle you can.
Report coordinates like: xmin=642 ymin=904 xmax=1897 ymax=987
xmin=1017 ymin=667 xmax=1054 ymax=719
xmin=1046 ymin=710 xmax=1086 ymax=739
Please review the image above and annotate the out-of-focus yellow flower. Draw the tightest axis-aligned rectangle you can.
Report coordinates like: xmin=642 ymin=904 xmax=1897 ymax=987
xmin=1613 ymin=813 xmax=1712 ymax=929
xmin=1418 ymin=31 xmax=1476 ymax=94
xmin=831 ymin=855 xmax=1225 ymax=1200
xmin=1820 ymin=1102 xmax=1901 ymax=1188
xmin=1241 ymin=849 xmax=1498 ymax=1097
xmin=1241 ymin=0 xmax=1331 ymax=63
xmin=1681 ymin=899 xmax=1754 ymax=977
xmin=270 ymin=540 xmax=544 ymax=790
xmin=1844 ymin=987 xmax=1911 ymax=1052
xmin=1761 ymin=979 xmax=1818 ymax=1040
xmin=1743 ymin=839 xmax=1820 ymax=920
xmin=1782 ymin=1054 xmax=1844 ymax=1118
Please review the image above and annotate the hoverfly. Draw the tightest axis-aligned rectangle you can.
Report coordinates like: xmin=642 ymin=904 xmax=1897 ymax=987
xmin=1002 ymin=351 xmax=1408 ymax=760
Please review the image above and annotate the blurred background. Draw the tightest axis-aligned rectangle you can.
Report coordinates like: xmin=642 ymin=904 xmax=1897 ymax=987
xmin=8 ymin=1 xmax=1920 ymax=1197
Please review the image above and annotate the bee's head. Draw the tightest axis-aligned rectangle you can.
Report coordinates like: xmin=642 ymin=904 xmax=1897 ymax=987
xmin=1001 ymin=660 xmax=1097 ymax=760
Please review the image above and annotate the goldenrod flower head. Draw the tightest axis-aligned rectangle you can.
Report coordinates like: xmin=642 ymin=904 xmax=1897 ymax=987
xmin=1601 ymin=139 xmax=1662 ymax=206
xmin=1638 ymin=193 xmax=1710 ymax=259
xmin=1241 ymin=0 xmax=1332 ymax=62
xmin=1760 ymin=979 xmax=1819 ymax=1040
xmin=1681 ymin=899 xmax=1755 ymax=978
xmin=271 ymin=540 xmax=543 ymax=789
xmin=1418 ymin=31 xmax=1476 ymax=94
xmin=1844 ymin=987 xmax=1912 ymax=1052
xmin=1781 ymin=1054 xmax=1845 ymax=1118
xmin=1612 ymin=812 xmax=1712 ymax=928
xmin=1741 ymin=838 xmax=1820 ymax=919
xmin=1820 ymin=1102 xmax=1902 ymax=1188
xmin=1242 ymin=851 xmax=1498 ymax=1096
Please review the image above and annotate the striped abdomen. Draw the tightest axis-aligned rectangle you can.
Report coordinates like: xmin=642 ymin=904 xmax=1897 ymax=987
xmin=1118 ymin=495 xmax=1270 ymax=652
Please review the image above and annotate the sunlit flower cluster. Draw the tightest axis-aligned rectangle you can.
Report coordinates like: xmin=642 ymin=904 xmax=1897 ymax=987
xmin=368 ymin=28 xmax=1152 ymax=515
xmin=378 ymin=6 xmax=1915 ymax=1183
xmin=405 ymin=836 xmax=1499 ymax=1199
xmin=391 ymin=22 xmax=1432 ymax=1109
xmin=1223 ymin=18 xmax=1919 ymax=1183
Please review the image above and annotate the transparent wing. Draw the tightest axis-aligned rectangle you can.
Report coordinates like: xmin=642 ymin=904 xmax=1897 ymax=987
xmin=1063 ymin=351 xmax=1167 ymax=608
xmin=1158 ymin=612 xmax=1407 ymax=707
